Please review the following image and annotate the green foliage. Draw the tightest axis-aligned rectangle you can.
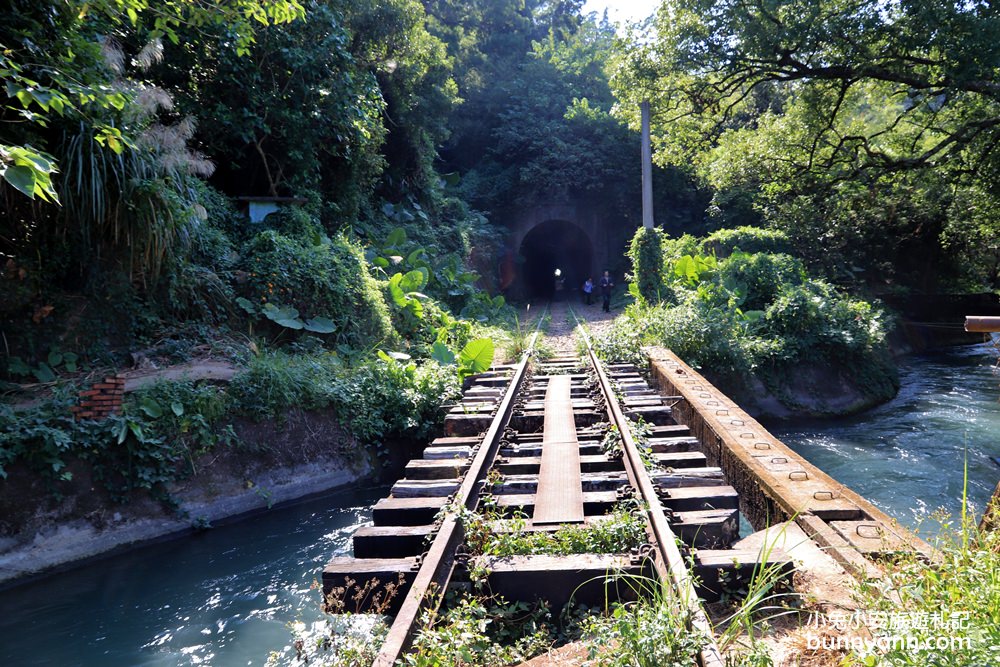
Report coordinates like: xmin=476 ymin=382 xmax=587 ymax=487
xmin=228 ymin=351 xmax=460 ymax=443
xmin=241 ymin=230 xmax=394 ymax=348
xmin=0 ymin=398 xmax=81 ymax=484
xmin=702 ymin=227 xmax=793 ymax=258
xmin=464 ymin=503 xmax=647 ymax=558
xmin=5 ymin=348 xmax=79 ymax=382
xmin=850 ymin=508 xmax=1000 ymax=666
xmin=597 ymin=227 xmax=899 ymax=415
xmin=0 ymin=378 xmax=231 ymax=502
xmin=126 ymin=380 xmax=232 ymax=457
xmin=582 ymin=577 xmax=705 ymax=667
xmin=403 ymin=592 xmax=554 ymax=667
xmin=611 ymin=1 xmax=1000 ymax=291
xmin=457 ymin=338 xmax=494 ymax=381
xmin=629 ymin=227 xmax=667 ymax=304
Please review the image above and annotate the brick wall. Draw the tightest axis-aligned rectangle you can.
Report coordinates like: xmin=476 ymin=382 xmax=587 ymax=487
xmin=70 ymin=375 xmax=125 ymax=420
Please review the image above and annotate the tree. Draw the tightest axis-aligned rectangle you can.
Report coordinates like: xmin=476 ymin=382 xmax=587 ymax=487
xmin=613 ymin=0 xmax=1000 ymax=184
xmin=610 ymin=0 xmax=1000 ymax=289
xmin=0 ymin=0 xmax=305 ymax=202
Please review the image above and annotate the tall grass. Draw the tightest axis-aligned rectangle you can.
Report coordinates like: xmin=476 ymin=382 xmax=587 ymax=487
xmin=848 ymin=477 xmax=1000 ymax=665
xmin=581 ymin=574 xmax=705 ymax=667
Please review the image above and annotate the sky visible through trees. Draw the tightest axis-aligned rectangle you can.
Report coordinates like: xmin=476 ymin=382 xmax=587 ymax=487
xmin=582 ymin=0 xmax=659 ymax=23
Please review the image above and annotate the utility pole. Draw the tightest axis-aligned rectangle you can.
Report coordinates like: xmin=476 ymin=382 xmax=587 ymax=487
xmin=641 ymin=99 xmax=654 ymax=229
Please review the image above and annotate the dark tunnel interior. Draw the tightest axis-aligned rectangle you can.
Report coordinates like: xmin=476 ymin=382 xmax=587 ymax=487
xmin=518 ymin=220 xmax=594 ymax=301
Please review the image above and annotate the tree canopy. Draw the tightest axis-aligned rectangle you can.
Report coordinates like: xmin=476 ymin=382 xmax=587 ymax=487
xmin=611 ymin=0 xmax=1000 ymax=288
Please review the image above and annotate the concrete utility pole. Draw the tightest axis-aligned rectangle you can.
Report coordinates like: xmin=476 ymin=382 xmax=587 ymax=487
xmin=641 ymin=100 xmax=654 ymax=229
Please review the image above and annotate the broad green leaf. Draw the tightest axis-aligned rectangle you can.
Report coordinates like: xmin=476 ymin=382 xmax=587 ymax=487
xmin=7 ymin=357 xmax=31 ymax=376
xmin=47 ymin=351 xmax=63 ymax=367
xmin=235 ymin=297 xmax=257 ymax=314
xmin=63 ymin=353 xmax=78 ymax=372
xmin=407 ymin=296 xmax=425 ymax=319
xmin=388 ymin=274 xmax=409 ymax=308
xmin=459 ymin=338 xmax=494 ymax=375
xmin=304 ymin=317 xmax=336 ymax=334
xmin=32 ymin=362 xmax=56 ymax=382
xmin=275 ymin=317 xmax=304 ymax=330
xmin=2 ymin=165 xmax=35 ymax=198
xmin=373 ymin=256 xmax=389 ymax=269
xmin=399 ymin=268 xmax=428 ymax=293
xmin=140 ymin=398 xmax=163 ymax=419
xmin=406 ymin=248 xmax=426 ymax=266
xmin=431 ymin=342 xmax=456 ymax=365
xmin=262 ymin=302 xmax=299 ymax=322
xmin=171 ymin=402 xmax=184 ymax=417
xmin=385 ymin=226 xmax=406 ymax=247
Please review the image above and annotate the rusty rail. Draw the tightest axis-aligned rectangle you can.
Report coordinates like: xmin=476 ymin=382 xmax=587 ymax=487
xmin=372 ymin=322 xmax=543 ymax=666
xmin=573 ymin=311 xmax=725 ymax=667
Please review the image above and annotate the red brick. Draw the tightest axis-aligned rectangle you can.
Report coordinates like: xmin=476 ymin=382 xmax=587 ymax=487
xmin=79 ymin=389 xmax=101 ymax=397
xmin=93 ymin=383 xmax=116 ymax=390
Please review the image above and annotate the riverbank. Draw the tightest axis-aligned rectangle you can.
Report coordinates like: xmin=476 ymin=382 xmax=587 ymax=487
xmin=0 ymin=409 xmax=373 ymax=586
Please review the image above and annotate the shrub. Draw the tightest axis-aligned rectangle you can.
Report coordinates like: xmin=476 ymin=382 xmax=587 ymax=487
xmin=702 ymin=226 xmax=793 ymax=257
xmin=714 ymin=251 xmax=806 ymax=312
xmin=241 ymin=231 xmax=395 ymax=347
xmin=601 ymin=227 xmax=900 ymax=414
xmin=628 ymin=226 xmax=668 ymax=304
xmin=229 ymin=351 xmax=460 ymax=443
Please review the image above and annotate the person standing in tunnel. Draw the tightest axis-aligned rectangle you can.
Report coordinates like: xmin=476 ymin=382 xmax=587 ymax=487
xmin=582 ymin=277 xmax=594 ymax=305
xmin=600 ymin=271 xmax=613 ymax=313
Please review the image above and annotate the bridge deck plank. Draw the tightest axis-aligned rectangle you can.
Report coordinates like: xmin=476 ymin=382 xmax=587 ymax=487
xmin=532 ymin=375 xmax=585 ymax=525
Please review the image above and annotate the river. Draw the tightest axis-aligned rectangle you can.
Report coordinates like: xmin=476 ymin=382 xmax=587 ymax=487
xmin=0 ymin=486 xmax=385 ymax=666
xmin=769 ymin=342 xmax=1000 ymax=529
xmin=0 ymin=344 xmax=997 ymax=665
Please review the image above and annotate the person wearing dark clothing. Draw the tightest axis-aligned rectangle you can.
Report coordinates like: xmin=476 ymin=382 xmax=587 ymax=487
xmin=600 ymin=271 xmax=613 ymax=312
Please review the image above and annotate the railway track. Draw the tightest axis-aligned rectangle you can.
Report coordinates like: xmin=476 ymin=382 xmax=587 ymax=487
xmin=322 ymin=310 xmax=797 ymax=666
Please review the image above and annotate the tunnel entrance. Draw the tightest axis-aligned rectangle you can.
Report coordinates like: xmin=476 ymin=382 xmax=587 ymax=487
xmin=519 ymin=220 xmax=594 ymax=301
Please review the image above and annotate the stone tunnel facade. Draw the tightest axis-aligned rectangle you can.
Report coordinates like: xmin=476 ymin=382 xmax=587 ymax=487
xmin=502 ymin=202 xmax=635 ymax=302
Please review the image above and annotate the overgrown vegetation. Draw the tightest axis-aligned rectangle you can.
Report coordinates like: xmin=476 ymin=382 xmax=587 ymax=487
xmin=848 ymin=504 xmax=1000 ymax=666
xmin=598 ymin=226 xmax=899 ymax=416
xmin=462 ymin=498 xmax=648 ymax=559
xmin=581 ymin=577 xmax=704 ymax=667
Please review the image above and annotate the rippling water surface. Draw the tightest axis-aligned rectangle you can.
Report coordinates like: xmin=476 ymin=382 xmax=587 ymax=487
xmin=0 ymin=485 xmax=384 ymax=666
xmin=769 ymin=343 xmax=1000 ymax=528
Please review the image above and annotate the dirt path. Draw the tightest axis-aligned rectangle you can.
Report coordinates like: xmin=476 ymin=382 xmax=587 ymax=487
xmin=521 ymin=300 xmax=619 ymax=355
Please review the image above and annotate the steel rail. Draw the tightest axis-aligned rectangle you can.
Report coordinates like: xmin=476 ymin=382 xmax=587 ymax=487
xmin=372 ymin=315 xmax=544 ymax=666
xmin=572 ymin=310 xmax=725 ymax=667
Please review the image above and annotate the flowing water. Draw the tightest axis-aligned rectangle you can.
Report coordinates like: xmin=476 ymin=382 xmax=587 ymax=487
xmin=0 ymin=344 xmax=998 ymax=665
xmin=0 ymin=486 xmax=385 ymax=666
xmin=769 ymin=342 xmax=1000 ymax=529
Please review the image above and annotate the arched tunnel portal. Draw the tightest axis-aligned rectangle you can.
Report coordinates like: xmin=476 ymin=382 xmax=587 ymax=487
xmin=518 ymin=219 xmax=594 ymax=301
